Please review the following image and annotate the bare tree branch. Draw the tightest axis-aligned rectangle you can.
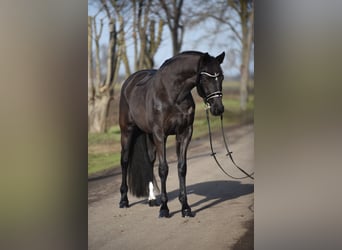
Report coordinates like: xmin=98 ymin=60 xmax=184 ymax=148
xmin=93 ymin=17 xmax=104 ymax=91
xmin=100 ymin=0 xmax=112 ymax=19
xmin=159 ymin=0 xmax=184 ymax=55
xmin=88 ymin=16 xmax=94 ymax=103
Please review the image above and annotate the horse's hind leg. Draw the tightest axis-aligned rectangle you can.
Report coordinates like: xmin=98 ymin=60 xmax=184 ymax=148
xmin=119 ymin=125 xmax=134 ymax=208
xmin=153 ymin=134 xmax=169 ymax=217
xmin=148 ymin=181 xmax=157 ymax=206
xmin=176 ymin=126 xmax=194 ymax=217
xmin=146 ymin=134 xmax=158 ymax=207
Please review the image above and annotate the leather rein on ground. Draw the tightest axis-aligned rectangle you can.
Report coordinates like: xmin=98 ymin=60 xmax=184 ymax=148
xmin=205 ymin=106 xmax=255 ymax=180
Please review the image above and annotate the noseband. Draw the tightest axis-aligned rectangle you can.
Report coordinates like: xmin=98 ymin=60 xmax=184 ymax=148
xmin=200 ymin=71 xmax=223 ymax=105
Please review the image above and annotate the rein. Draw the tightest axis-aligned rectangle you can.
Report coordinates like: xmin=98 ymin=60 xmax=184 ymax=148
xmin=205 ymin=107 xmax=255 ymax=180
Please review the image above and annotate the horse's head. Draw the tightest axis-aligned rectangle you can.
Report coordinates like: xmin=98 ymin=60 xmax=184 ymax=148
xmin=197 ymin=52 xmax=225 ymax=116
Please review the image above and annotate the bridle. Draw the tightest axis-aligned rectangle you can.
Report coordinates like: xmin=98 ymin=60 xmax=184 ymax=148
xmin=199 ymin=71 xmax=223 ymax=106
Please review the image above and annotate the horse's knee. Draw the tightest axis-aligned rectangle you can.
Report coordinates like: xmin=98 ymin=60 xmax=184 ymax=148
xmin=178 ymin=191 xmax=186 ymax=203
xmin=121 ymin=152 xmax=129 ymax=166
xmin=178 ymin=162 xmax=187 ymax=177
xmin=158 ymin=163 xmax=168 ymax=179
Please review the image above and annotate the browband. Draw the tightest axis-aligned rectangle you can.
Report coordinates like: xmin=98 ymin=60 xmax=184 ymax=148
xmin=200 ymin=72 xmax=220 ymax=78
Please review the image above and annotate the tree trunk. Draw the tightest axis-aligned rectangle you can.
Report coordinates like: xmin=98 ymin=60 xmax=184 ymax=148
xmin=239 ymin=0 xmax=253 ymax=111
xmin=136 ymin=0 xmax=164 ymax=70
xmin=93 ymin=18 xmax=103 ymax=88
xmin=160 ymin=0 xmax=184 ymax=56
xmin=133 ymin=0 xmax=139 ymax=71
xmin=171 ymin=28 xmax=180 ymax=56
xmin=88 ymin=18 xmax=117 ymax=133
xmin=118 ymin=15 xmax=131 ymax=78
xmin=88 ymin=16 xmax=94 ymax=130
xmin=88 ymin=96 xmax=111 ymax=133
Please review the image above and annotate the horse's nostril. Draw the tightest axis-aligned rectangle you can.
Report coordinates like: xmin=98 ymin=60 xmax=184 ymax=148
xmin=211 ymin=105 xmax=224 ymax=116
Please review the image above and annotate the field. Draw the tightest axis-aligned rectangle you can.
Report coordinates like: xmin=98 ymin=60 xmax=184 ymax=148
xmin=88 ymin=80 xmax=254 ymax=175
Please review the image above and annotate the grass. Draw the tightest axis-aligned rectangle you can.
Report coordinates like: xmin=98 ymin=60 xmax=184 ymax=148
xmin=88 ymin=81 xmax=254 ymax=176
xmin=88 ymin=152 xmax=121 ymax=174
xmin=191 ymin=94 xmax=254 ymax=139
xmin=88 ymin=125 xmax=121 ymax=145
xmin=88 ymin=125 xmax=121 ymax=175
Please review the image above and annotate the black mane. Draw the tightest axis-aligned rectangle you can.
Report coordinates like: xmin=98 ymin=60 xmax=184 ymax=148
xmin=159 ymin=51 xmax=206 ymax=69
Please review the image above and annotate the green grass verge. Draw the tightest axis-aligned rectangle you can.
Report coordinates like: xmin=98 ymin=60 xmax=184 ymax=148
xmin=88 ymin=152 xmax=121 ymax=175
xmin=88 ymin=125 xmax=121 ymax=145
xmin=192 ymin=95 xmax=254 ymax=139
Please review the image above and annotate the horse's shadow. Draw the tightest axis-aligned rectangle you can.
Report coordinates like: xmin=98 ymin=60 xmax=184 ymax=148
xmin=129 ymin=180 xmax=254 ymax=217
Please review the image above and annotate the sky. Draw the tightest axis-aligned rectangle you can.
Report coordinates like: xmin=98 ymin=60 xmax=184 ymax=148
xmin=88 ymin=3 xmax=253 ymax=77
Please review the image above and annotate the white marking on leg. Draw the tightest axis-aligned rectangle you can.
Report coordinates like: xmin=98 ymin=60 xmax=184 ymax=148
xmin=148 ymin=181 xmax=156 ymax=201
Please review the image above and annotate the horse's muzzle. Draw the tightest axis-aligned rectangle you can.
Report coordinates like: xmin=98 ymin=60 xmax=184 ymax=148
xmin=210 ymin=103 xmax=224 ymax=116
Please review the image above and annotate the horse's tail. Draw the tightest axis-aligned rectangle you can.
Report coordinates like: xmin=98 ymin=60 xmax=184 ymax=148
xmin=127 ymin=130 xmax=158 ymax=198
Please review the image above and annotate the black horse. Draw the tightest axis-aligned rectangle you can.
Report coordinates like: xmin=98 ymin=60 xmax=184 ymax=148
xmin=119 ymin=51 xmax=225 ymax=217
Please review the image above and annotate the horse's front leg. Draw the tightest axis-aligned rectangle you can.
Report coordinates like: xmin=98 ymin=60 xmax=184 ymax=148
xmin=153 ymin=133 xmax=169 ymax=218
xmin=176 ymin=126 xmax=194 ymax=217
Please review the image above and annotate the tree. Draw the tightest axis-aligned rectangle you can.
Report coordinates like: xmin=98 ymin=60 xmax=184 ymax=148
xmin=229 ymin=0 xmax=254 ymax=111
xmin=88 ymin=16 xmax=94 ymax=130
xmin=112 ymin=0 xmax=132 ymax=78
xmin=133 ymin=0 xmax=164 ymax=70
xmin=159 ymin=0 xmax=184 ymax=55
xmin=88 ymin=0 xmax=165 ymax=132
xmin=88 ymin=1 xmax=119 ymax=133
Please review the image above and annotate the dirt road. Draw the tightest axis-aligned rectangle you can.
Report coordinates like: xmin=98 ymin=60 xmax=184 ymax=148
xmin=88 ymin=124 xmax=254 ymax=250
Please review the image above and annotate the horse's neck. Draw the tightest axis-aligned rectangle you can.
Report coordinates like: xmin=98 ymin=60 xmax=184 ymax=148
xmin=167 ymin=53 xmax=201 ymax=76
xmin=157 ymin=55 xmax=201 ymax=103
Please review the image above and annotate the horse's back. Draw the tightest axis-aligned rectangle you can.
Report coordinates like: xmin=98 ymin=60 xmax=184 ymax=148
xmin=121 ymin=70 xmax=157 ymax=101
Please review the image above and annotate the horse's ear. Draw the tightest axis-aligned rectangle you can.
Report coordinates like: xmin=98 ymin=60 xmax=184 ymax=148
xmin=216 ymin=52 xmax=225 ymax=64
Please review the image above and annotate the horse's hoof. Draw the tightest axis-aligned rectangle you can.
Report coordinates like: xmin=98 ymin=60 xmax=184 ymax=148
xmin=149 ymin=199 xmax=159 ymax=207
xmin=159 ymin=209 xmax=170 ymax=218
xmin=119 ymin=200 xmax=129 ymax=208
xmin=181 ymin=208 xmax=194 ymax=217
